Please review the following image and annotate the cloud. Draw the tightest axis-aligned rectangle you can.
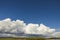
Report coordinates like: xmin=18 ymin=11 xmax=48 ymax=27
xmin=36 ymin=24 xmax=55 ymax=35
xmin=0 ymin=33 xmax=15 ymax=37
xmin=24 ymin=23 xmax=39 ymax=34
xmin=0 ymin=18 xmax=58 ymax=37
xmin=24 ymin=23 xmax=55 ymax=36
xmin=0 ymin=18 xmax=26 ymax=33
xmin=52 ymin=32 xmax=60 ymax=37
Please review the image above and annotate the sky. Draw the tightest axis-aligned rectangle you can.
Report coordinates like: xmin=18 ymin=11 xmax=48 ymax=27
xmin=0 ymin=0 xmax=60 ymax=28
xmin=0 ymin=0 xmax=60 ymax=37
xmin=0 ymin=18 xmax=57 ymax=37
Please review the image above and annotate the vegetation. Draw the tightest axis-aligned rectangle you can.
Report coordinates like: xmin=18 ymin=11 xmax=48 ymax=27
xmin=0 ymin=37 xmax=60 ymax=40
xmin=0 ymin=37 xmax=46 ymax=40
xmin=0 ymin=38 xmax=15 ymax=40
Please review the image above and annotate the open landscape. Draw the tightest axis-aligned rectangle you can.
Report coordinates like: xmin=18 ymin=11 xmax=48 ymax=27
xmin=0 ymin=0 xmax=60 ymax=40
xmin=0 ymin=37 xmax=45 ymax=40
xmin=0 ymin=37 xmax=60 ymax=40
xmin=0 ymin=37 xmax=53 ymax=40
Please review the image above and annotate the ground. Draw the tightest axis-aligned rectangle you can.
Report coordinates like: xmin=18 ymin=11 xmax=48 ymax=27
xmin=0 ymin=37 xmax=60 ymax=40
xmin=0 ymin=37 xmax=46 ymax=40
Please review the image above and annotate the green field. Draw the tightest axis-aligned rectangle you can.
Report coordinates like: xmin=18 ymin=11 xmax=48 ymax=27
xmin=0 ymin=37 xmax=46 ymax=40
xmin=0 ymin=37 xmax=60 ymax=40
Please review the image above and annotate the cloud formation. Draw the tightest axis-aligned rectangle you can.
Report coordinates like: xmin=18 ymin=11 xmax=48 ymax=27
xmin=25 ymin=23 xmax=55 ymax=35
xmin=0 ymin=18 xmax=59 ymax=37
xmin=0 ymin=18 xmax=26 ymax=33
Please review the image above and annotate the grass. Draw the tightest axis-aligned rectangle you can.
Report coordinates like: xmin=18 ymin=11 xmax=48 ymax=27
xmin=0 ymin=37 xmax=60 ymax=40
xmin=0 ymin=37 xmax=46 ymax=40
xmin=0 ymin=38 xmax=15 ymax=40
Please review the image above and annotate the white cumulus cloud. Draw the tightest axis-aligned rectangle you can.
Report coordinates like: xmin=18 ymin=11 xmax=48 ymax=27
xmin=0 ymin=18 xmax=26 ymax=33
xmin=0 ymin=18 xmax=59 ymax=37
xmin=25 ymin=23 xmax=55 ymax=35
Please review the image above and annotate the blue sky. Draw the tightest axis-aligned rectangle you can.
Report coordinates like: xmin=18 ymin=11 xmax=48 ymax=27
xmin=0 ymin=0 xmax=60 ymax=28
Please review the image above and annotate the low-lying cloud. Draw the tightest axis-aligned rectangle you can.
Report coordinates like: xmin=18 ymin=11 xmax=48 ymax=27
xmin=0 ymin=18 xmax=59 ymax=37
xmin=25 ymin=23 xmax=55 ymax=35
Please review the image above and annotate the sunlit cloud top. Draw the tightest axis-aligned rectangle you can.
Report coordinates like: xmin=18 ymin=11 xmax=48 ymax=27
xmin=0 ymin=18 xmax=59 ymax=37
